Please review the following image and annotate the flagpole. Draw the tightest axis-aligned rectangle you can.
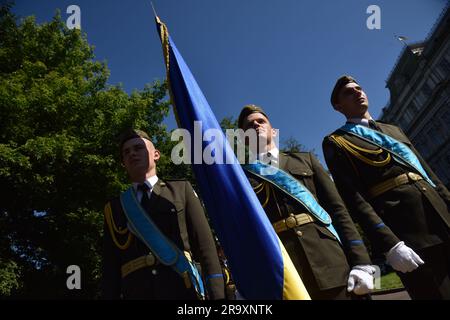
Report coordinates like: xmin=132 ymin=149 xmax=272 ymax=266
xmin=150 ymin=1 xmax=158 ymax=18
xmin=153 ymin=15 xmax=311 ymax=300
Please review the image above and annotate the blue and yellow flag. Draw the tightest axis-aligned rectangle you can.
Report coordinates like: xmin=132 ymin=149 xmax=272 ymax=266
xmin=154 ymin=16 xmax=310 ymax=300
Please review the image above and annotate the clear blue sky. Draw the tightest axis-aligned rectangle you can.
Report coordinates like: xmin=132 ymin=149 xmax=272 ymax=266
xmin=13 ymin=0 xmax=448 ymax=165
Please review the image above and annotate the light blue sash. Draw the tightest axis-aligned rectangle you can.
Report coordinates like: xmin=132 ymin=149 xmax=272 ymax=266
xmin=244 ymin=162 xmax=341 ymax=243
xmin=339 ymin=123 xmax=436 ymax=187
xmin=120 ymin=187 xmax=205 ymax=298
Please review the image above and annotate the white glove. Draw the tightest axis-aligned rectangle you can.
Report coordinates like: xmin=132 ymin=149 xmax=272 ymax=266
xmin=347 ymin=265 xmax=376 ymax=295
xmin=386 ymin=241 xmax=425 ymax=273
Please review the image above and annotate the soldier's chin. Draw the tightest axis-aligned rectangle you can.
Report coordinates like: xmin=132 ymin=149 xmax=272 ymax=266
xmin=257 ymin=132 xmax=268 ymax=139
xmin=258 ymin=137 xmax=268 ymax=153
xmin=356 ymin=103 xmax=368 ymax=114
xmin=130 ymin=165 xmax=148 ymax=176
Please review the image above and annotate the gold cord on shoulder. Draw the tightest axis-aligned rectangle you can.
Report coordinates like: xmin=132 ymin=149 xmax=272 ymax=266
xmin=104 ymin=202 xmax=133 ymax=250
xmin=330 ymin=135 xmax=391 ymax=167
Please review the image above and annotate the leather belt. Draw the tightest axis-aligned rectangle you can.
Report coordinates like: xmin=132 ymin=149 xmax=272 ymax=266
xmin=272 ymin=213 xmax=314 ymax=234
xmin=368 ymin=172 xmax=423 ymax=199
xmin=121 ymin=252 xmax=157 ymax=278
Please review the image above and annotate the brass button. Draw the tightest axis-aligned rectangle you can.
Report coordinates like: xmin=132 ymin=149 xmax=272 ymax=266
xmin=421 ymin=187 xmax=427 ymax=191
xmin=296 ymin=231 xmax=303 ymax=237
xmin=285 ymin=216 xmax=297 ymax=228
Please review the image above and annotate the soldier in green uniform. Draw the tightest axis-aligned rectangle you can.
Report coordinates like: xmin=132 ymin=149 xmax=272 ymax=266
xmin=322 ymin=75 xmax=450 ymax=299
xmin=237 ymin=105 xmax=375 ymax=300
xmin=102 ymin=129 xmax=225 ymax=300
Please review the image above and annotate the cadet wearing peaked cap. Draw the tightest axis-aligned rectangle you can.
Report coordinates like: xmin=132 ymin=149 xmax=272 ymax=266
xmin=323 ymin=75 xmax=450 ymax=300
xmin=102 ymin=129 xmax=225 ymax=300
xmin=238 ymin=105 xmax=374 ymax=300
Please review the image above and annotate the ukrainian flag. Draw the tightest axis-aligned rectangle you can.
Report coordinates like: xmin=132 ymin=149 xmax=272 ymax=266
xmin=154 ymin=15 xmax=310 ymax=300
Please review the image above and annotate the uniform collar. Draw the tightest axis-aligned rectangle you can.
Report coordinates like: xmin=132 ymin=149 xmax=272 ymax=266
xmin=347 ymin=117 xmax=374 ymax=128
xmin=258 ymin=147 xmax=280 ymax=161
xmin=258 ymin=147 xmax=279 ymax=160
xmin=132 ymin=175 xmax=159 ymax=192
xmin=258 ymin=147 xmax=279 ymax=166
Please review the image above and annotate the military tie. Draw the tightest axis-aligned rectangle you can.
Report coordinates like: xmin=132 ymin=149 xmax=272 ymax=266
xmin=268 ymin=151 xmax=278 ymax=166
xmin=137 ymin=183 xmax=151 ymax=212
xmin=368 ymin=119 xmax=380 ymax=131
xmin=259 ymin=152 xmax=278 ymax=166
xmin=138 ymin=182 xmax=167 ymax=234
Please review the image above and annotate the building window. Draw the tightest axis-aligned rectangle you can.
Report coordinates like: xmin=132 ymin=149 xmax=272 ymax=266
xmin=399 ymin=107 xmax=415 ymax=127
xmin=436 ymin=57 xmax=450 ymax=79
xmin=426 ymin=77 xmax=437 ymax=91
xmin=399 ymin=117 xmax=409 ymax=131
xmin=415 ymin=92 xmax=427 ymax=107
xmin=408 ymin=101 xmax=419 ymax=113
xmin=422 ymin=82 xmax=432 ymax=98
xmin=430 ymin=71 xmax=442 ymax=84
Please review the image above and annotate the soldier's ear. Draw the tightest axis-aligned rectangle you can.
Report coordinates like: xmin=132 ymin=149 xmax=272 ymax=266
xmin=154 ymin=149 xmax=161 ymax=162
xmin=271 ymin=127 xmax=278 ymax=137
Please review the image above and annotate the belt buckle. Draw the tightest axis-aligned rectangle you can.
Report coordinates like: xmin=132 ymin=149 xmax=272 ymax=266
xmin=407 ymin=172 xmax=420 ymax=181
xmin=285 ymin=214 xmax=297 ymax=229
xmin=146 ymin=252 xmax=156 ymax=266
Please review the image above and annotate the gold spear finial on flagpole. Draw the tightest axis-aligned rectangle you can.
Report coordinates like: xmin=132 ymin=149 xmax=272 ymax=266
xmin=150 ymin=1 xmax=158 ymax=18
xmin=151 ymin=1 xmax=163 ymax=24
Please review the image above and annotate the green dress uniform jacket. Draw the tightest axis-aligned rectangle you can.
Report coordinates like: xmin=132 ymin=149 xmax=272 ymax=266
xmin=246 ymin=152 xmax=371 ymax=299
xmin=322 ymin=121 xmax=450 ymax=254
xmin=323 ymin=121 xmax=450 ymax=300
xmin=102 ymin=179 xmax=225 ymax=300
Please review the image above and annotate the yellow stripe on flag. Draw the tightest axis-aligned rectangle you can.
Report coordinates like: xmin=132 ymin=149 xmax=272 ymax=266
xmin=279 ymin=239 xmax=311 ymax=300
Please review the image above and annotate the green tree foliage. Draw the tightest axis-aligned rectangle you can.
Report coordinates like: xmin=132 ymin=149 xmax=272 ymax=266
xmin=280 ymin=136 xmax=308 ymax=153
xmin=0 ymin=4 xmax=172 ymax=298
xmin=219 ymin=116 xmax=238 ymax=131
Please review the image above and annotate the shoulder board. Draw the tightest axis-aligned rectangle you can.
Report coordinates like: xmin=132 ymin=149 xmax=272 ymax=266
xmin=282 ymin=151 xmax=309 ymax=157
xmin=105 ymin=196 xmax=119 ymax=207
xmin=374 ymin=121 xmax=399 ymax=130
xmin=163 ymin=178 xmax=188 ymax=182
xmin=328 ymin=129 xmax=345 ymax=137
xmin=161 ymin=179 xmax=189 ymax=187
